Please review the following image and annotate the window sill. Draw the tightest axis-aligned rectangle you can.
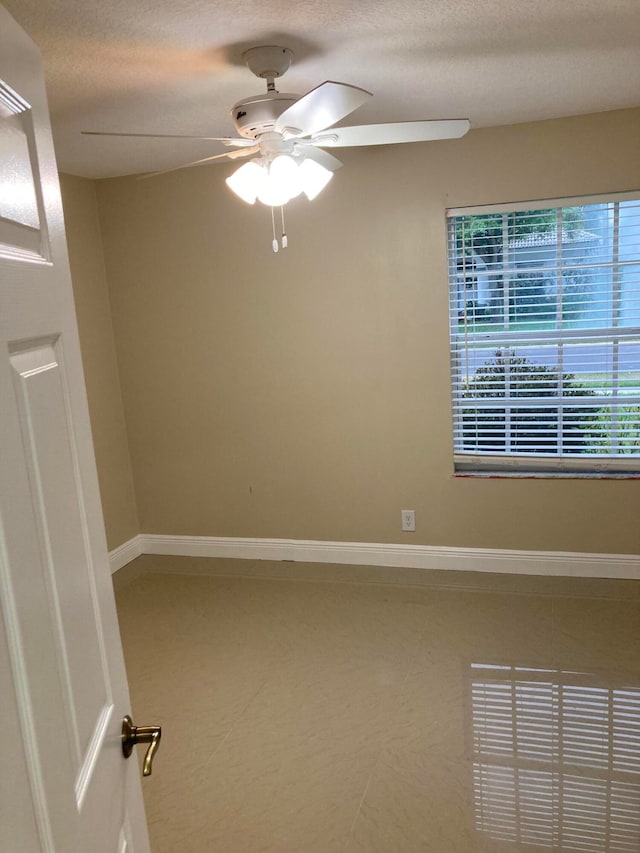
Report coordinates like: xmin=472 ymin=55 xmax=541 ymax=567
xmin=454 ymin=471 xmax=640 ymax=480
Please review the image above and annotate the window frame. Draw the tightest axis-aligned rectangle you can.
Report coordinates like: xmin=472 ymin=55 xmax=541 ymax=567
xmin=446 ymin=190 xmax=640 ymax=476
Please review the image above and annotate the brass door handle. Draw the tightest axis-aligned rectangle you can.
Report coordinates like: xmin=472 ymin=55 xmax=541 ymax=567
xmin=122 ymin=715 xmax=162 ymax=776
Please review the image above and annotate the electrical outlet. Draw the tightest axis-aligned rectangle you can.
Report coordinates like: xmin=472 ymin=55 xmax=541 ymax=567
xmin=401 ymin=509 xmax=416 ymax=532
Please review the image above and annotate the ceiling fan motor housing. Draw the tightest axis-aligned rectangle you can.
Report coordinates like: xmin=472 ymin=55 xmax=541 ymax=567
xmin=231 ymin=93 xmax=300 ymax=139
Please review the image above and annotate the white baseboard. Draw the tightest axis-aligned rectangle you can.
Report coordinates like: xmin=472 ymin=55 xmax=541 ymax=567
xmin=109 ymin=533 xmax=640 ymax=580
xmin=109 ymin=535 xmax=143 ymax=573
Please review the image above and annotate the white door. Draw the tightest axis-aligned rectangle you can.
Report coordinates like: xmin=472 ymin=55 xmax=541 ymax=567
xmin=0 ymin=7 xmax=151 ymax=852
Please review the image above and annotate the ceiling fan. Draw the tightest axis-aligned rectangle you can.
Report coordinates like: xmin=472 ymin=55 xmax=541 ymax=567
xmin=83 ymin=45 xmax=470 ymax=250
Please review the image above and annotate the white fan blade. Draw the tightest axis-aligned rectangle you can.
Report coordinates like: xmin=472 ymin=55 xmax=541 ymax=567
xmin=82 ymin=131 xmax=255 ymax=147
xmin=310 ymin=119 xmax=470 ymax=148
xmin=294 ymin=145 xmax=343 ymax=172
xmin=138 ymin=146 xmax=259 ymax=180
xmin=275 ymin=81 xmax=372 ymax=137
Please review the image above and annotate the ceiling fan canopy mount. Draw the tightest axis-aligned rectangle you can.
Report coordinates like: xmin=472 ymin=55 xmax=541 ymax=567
xmin=242 ymin=45 xmax=294 ymax=81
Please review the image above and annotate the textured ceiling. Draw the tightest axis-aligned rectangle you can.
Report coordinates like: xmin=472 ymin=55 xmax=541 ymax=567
xmin=5 ymin=0 xmax=640 ymax=178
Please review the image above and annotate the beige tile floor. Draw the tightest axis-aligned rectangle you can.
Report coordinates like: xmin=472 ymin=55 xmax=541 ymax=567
xmin=114 ymin=558 xmax=640 ymax=852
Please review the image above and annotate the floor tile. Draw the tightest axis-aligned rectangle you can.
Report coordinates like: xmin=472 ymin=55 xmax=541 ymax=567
xmin=114 ymin=561 xmax=640 ymax=852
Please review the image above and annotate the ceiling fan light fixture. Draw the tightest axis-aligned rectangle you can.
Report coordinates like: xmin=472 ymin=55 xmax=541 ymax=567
xmin=225 ymin=160 xmax=265 ymax=204
xmin=227 ymin=154 xmax=333 ymax=209
xmin=298 ymin=158 xmax=333 ymax=201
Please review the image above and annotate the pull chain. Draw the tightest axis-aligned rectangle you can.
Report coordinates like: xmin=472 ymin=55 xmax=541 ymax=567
xmin=271 ymin=206 xmax=278 ymax=253
xmin=269 ymin=206 xmax=289 ymax=253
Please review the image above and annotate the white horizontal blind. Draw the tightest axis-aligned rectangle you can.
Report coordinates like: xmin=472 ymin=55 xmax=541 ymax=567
xmin=447 ymin=194 xmax=640 ymax=472
xmin=471 ymin=664 xmax=640 ymax=851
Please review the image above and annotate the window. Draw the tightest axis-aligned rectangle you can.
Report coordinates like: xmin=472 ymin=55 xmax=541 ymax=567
xmin=447 ymin=192 xmax=640 ymax=473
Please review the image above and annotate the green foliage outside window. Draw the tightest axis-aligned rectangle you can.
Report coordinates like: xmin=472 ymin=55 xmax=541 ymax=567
xmin=587 ymin=406 xmax=640 ymax=454
xmin=462 ymin=350 xmax=598 ymax=454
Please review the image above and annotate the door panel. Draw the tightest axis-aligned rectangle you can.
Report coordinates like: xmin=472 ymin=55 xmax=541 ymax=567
xmin=10 ymin=337 xmax=113 ymax=788
xmin=0 ymin=78 xmax=48 ymax=261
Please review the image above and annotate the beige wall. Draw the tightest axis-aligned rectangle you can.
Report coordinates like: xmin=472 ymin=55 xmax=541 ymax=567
xmin=60 ymin=174 xmax=139 ymax=550
xmin=95 ymin=108 xmax=640 ymax=554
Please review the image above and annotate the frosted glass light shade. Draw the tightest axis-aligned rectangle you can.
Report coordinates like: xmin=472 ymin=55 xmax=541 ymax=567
xmin=299 ymin=159 xmax=333 ymax=201
xmin=257 ymin=174 xmax=291 ymax=207
xmin=269 ymin=156 xmax=302 ymax=200
xmin=225 ymin=161 xmax=265 ymax=204
xmin=257 ymin=155 xmax=303 ymax=207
